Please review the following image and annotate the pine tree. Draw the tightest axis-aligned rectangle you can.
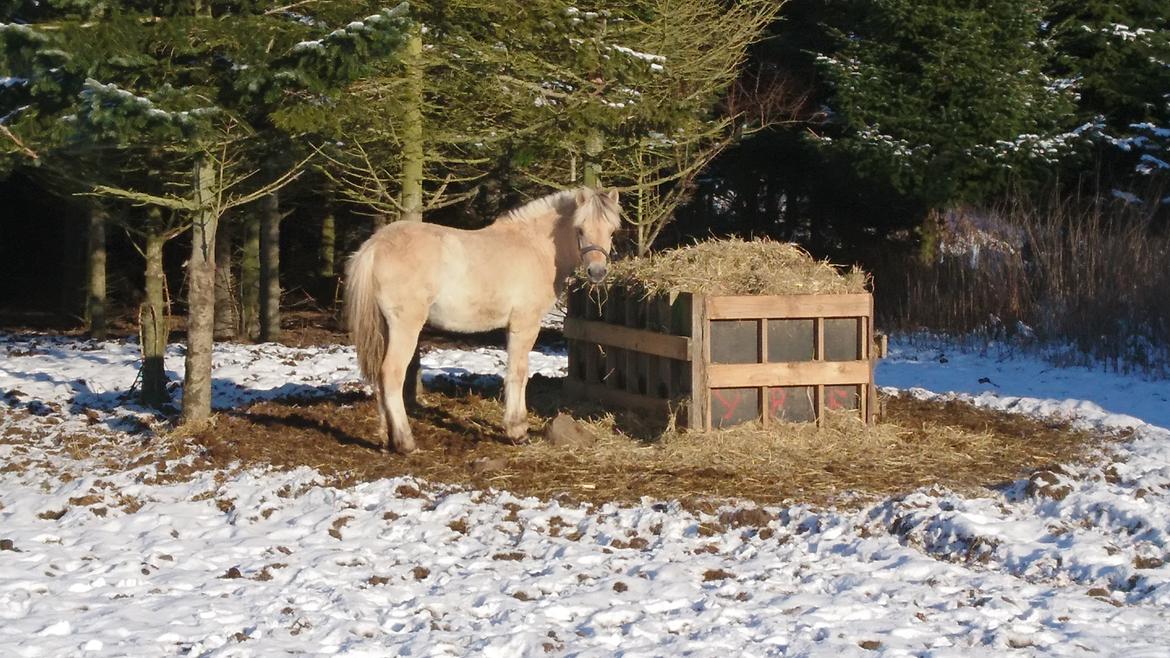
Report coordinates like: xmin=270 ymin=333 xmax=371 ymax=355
xmin=814 ymin=0 xmax=1077 ymax=208
xmin=2 ymin=1 xmax=410 ymax=421
xmin=1045 ymin=0 xmax=1170 ymax=184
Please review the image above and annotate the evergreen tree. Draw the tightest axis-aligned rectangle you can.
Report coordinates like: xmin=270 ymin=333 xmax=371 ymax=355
xmin=1 ymin=1 xmax=410 ymax=420
xmin=814 ymin=0 xmax=1077 ymax=208
xmin=1044 ymin=0 xmax=1170 ymax=187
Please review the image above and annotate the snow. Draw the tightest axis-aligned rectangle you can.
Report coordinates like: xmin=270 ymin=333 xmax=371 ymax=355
xmin=3 ymin=330 xmax=1170 ymax=655
xmin=609 ymin=44 xmax=666 ymax=64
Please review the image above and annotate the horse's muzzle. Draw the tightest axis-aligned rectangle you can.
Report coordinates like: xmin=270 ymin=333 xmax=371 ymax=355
xmin=586 ymin=262 xmax=608 ymax=284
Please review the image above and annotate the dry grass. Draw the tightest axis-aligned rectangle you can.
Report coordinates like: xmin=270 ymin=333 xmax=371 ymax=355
xmin=186 ymin=378 xmax=1107 ymax=508
xmin=597 ymin=238 xmax=870 ymax=297
xmin=891 ymin=194 xmax=1170 ymax=374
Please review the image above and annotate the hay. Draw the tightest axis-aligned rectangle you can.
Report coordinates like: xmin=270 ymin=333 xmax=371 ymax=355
xmin=595 ymin=238 xmax=869 ymax=297
xmin=188 ymin=380 xmax=1108 ymax=509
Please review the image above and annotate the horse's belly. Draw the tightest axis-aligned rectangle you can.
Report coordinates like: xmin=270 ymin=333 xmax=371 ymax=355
xmin=426 ymin=296 xmax=510 ymax=333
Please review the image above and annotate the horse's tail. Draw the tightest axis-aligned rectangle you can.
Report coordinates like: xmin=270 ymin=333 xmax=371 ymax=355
xmin=344 ymin=238 xmax=387 ymax=390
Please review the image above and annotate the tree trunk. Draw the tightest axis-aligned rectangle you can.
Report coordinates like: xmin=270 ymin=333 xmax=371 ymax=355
xmin=584 ymin=129 xmax=603 ymax=188
xmin=320 ymin=210 xmax=336 ymax=278
xmin=634 ymin=144 xmax=649 ymax=256
xmin=214 ymin=217 xmax=237 ymax=340
xmin=918 ymin=209 xmax=943 ymax=266
xmin=139 ymin=214 xmax=169 ymax=409
xmin=259 ymin=190 xmax=281 ymax=342
xmin=86 ymin=204 xmax=108 ymax=340
xmin=181 ymin=157 xmax=218 ymax=425
xmin=240 ymin=210 xmax=261 ymax=340
xmin=319 ymin=209 xmax=338 ymax=306
xmin=400 ymin=26 xmax=425 ymax=222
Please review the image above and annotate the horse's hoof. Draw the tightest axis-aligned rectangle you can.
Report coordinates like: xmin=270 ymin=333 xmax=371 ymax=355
xmin=505 ymin=426 xmax=530 ymax=445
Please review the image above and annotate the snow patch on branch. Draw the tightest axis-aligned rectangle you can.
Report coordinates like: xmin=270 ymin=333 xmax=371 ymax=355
xmin=609 ymin=44 xmax=665 ymax=64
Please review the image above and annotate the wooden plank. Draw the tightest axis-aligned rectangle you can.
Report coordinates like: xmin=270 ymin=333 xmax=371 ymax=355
xmin=691 ymin=294 xmax=709 ymax=430
xmin=625 ymin=348 xmax=638 ymax=394
xmin=758 ymin=319 xmax=769 ymax=428
xmin=706 ymin=293 xmax=872 ymax=320
xmin=858 ymin=314 xmax=868 ymax=423
xmin=866 ymin=297 xmax=878 ymax=425
xmin=604 ymin=346 xmax=622 ymax=390
xmin=815 ymin=317 xmax=825 ymax=427
xmin=563 ymin=318 xmax=692 ymax=362
xmin=584 ymin=341 xmax=600 ymax=385
xmin=707 ymin=360 xmax=872 ymax=388
xmin=564 ymin=378 xmax=675 ymax=415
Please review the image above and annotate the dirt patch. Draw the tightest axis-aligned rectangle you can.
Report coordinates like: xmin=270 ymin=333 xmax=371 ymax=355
xmin=181 ymin=376 xmax=1105 ymax=507
xmin=703 ymin=568 xmax=735 ymax=582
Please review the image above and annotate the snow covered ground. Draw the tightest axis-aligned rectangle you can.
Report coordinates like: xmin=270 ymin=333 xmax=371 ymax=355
xmin=2 ymin=331 xmax=1170 ymax=656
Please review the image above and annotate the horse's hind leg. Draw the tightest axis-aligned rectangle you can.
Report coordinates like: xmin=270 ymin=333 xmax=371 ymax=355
xmin=379 ymin=312 xmax=426 ymax=453
xmin=503 ymin=318 xmax=541 ymax=441
xmin=404 ymin=346 xmax=422 ymax=409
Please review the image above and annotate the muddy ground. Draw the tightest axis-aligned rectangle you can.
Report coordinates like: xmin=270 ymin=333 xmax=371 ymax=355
xmin=184 ymin=375 xmax=1108 ymax=507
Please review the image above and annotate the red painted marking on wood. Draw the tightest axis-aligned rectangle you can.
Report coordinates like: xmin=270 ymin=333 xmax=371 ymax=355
xmin=712 ymin=389 xmax=742 ymax=422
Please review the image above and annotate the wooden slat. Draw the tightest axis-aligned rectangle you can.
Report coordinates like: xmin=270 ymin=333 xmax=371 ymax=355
xmin=758 ymin=319 xmax=769 ymax=428
xmin=707 ymin=360 xmax=872 ymax=389
xmin=691 ymin=294 xmax=710 ymax=431
xmin=706 ymin=293 xmax=872 ymax=320
xmin=563 ymin=318 xmax=691 ymax=361
xmin=584 ymin=341 xmax=600 ymax=385
xmin=857 ymin=314 xmax=868 ymax=423
xmin=866 ymin=296 xmax=878 ymax=425
xmin=815 ymin=318 xmax=825 ymax=427
xmin=604 ymin=346 xmax=622 ymax=390
xmin=564 ymin=378 xmax=676 ymax=415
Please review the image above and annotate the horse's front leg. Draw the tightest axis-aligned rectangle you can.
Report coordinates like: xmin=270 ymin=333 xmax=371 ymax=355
xmin=503 ymin=320 xmax=540 ymax=441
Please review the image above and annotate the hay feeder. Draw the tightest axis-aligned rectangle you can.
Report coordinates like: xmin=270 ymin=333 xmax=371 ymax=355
xmin=563 ymin=241 xmax=884 ymax=429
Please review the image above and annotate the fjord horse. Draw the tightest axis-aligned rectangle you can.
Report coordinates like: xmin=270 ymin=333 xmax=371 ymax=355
xmin=345 ymin=187 xmax=621 ymax=452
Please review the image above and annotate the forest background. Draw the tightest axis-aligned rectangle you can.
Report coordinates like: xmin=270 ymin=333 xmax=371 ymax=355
xmin=2 ymin=0 xmax=1167 ymax=420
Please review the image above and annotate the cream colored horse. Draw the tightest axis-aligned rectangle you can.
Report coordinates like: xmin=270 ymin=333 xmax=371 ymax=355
xmin=345 ymin=187 xmax=621 ymax=453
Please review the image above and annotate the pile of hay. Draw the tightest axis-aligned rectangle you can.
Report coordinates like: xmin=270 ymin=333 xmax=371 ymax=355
xmin=597 ymin=238 xmax=869 ymax=296
xmin=189 ymin=383 xmax=1103 ymax=508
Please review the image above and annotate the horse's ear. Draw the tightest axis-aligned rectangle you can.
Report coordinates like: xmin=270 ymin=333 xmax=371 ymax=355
xmin=606 ymin=188 xmax=618 ymax=204
xmin=574 ymin=188 xmax=589 ymax=206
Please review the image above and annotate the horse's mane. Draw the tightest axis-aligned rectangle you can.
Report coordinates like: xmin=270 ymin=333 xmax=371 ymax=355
xmin=494 ymin=189 xmax=576 ymax=225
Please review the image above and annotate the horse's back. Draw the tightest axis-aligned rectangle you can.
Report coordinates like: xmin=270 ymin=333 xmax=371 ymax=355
xmin=363 ymin=221 xmax=554 ymax=333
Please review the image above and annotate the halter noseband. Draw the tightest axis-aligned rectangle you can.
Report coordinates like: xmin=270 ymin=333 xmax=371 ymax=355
xmin=577 ymin=232 xmax=610 ymax=262
xmin=579 ymin=243 xmax=609 ymax=260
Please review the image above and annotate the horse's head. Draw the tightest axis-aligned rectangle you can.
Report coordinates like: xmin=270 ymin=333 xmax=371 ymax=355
xmin=573 ymin=187 xmax=621 ymax=284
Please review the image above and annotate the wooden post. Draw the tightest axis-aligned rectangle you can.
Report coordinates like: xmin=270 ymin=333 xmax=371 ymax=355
xmin=758 ymin=318 xmax=769 ymax=427
xmin=866 ymin=297 xmax=877 ymax=425
xmin=819 ymin=316 xmax=828 ymax=426
xmin=692 ymin=295 xmax=710 ymax=430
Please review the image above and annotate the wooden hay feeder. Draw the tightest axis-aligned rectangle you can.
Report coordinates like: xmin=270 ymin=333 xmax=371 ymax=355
xmin=564 ymin=285 xmax=883 ymax=429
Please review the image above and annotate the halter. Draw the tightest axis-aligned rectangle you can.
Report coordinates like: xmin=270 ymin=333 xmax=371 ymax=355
xmin=578 ymin=235 xmax=610 ymax=262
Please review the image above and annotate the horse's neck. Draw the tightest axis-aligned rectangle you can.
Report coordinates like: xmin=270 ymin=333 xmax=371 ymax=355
xmin=492 ymin=208 xmax=579 ymax=290
xmin=548 ymin=214 xmax=581 ymax=288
